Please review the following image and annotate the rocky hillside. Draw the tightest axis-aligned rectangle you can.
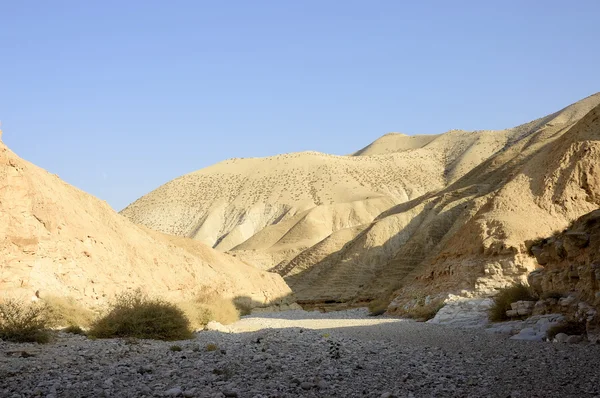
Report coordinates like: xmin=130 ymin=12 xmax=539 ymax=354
xmin=0 ymin=135 xmax=292 ymax=308
xmin=121 ymin=93 xmax=600 ymax=308
xmin=528 ymin=209 xmax=600 ymax=306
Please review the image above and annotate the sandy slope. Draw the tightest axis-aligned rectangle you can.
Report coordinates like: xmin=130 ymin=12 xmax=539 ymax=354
xmin=0 ymin=137 xmax=291 ymax=307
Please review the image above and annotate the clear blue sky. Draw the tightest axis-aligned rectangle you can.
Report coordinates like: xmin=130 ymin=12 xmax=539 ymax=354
xmin=1 ymin=1 xmax=598 ymax=211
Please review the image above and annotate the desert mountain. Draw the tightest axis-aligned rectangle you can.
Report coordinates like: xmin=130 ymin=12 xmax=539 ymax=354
xmin=0 ymin=134 xmax=291 ymax=308
xmin=122 ymin=93 xmax=600 ymax=308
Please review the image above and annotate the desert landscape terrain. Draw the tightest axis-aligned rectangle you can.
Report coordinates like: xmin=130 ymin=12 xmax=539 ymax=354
xmin=122 ymin=93 xmax=600 ymax=311
xmin=2 ymin=93 xmax=600 ymax=397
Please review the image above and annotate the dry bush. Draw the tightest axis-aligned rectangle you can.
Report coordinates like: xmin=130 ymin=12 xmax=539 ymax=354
xmin=63 ymin=325 xmax=86 ymax=335
xmin=0 ymin=299 xmax=51 ymax=343
xmin=232 ymin=297 xmax=253 ymax=316
xmin=401 ymin=301 xmax=445 ymax=322
xmin=367 ymin=299 xmax=388 ymax=316
xmin=89 ymin=291 xmax=193 ymax=341
xmin=178 ymin=287 xmax=239 ymax=330
xmin=547 ymin=320 xmax=586 ymax=340
xmin=42 ymin=295 xmax=96 ymax=328
xmin=489 ymin=284 xmax=535 ymax=322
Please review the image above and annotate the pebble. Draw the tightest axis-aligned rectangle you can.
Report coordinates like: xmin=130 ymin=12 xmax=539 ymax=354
xmin=165 ymin=387 xmax=183 ymax=396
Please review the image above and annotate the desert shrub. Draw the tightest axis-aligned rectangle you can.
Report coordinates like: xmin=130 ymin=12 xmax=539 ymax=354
xmin=206 ymin=343 xmax=218 ymax=351
xmin=88 ymin=291 xmax=193 ymax=341
xmin=178 ymin=288 xmax=239 ymax=330
xmin=63 ymin=325 xmax=86 ymax=335
xmin=368 ymin=299 xmax=388 ymax=316
xmin=401 ymin=301 xmax=445 ymax=322
xmin=547 ymin=320 xmax=586 ymax=340
xmin=0 ymin=299 xmax=51 ymax=343
xmin=489 ymin=284 xmax=535 ymax=322
xmin=43 ymin=295 xmax=96 ymax=329
xmin=169 ymin=345 xmax=182 ymax=352
xmin=232 ymin=297 xmax=253 ymax=316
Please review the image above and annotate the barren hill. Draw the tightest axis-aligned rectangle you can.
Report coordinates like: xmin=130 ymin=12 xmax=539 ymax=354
xmin=284 ymin=93 xmax=600 ymax=307
xmin=122 ymin=92 xmax=600 ymax=308
xmin=0 ymin=135 xmax=291 ymax=308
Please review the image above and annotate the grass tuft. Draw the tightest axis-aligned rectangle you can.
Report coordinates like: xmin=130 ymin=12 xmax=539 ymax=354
xmin=489 ymin=284 xmax=535 ymax=322
xmin=88 ymin=290 xmax=193 ymax=341
xmin=206 ymin=343 xmax=218 ymax=352
xmin=0 ymin=299 xmax=51 ymax=343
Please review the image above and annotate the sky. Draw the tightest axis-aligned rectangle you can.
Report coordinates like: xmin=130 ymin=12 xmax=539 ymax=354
xmin=1 ymin=1 xmax=599 ymax=211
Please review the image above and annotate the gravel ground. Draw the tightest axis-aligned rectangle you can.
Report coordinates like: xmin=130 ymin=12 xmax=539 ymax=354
xmin=1 ymin=308 xmax=600 ymax=398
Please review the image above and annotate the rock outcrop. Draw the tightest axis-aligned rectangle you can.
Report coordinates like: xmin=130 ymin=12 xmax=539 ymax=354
xmin=527 ymin=209 xmax=600 ymax=305
xmin=525 ymin=208 xmax=600 ymax=341
xmin=0 ymin=133 xmax=292 ymax=308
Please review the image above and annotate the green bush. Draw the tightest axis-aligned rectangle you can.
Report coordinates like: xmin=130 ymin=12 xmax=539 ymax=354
xmin=88 ymin=291 xmax=193 ymax=341
xmin=0 ymin=299 xmax=51 ymax=343
xmin=489 ymin=284 xmax=535 ymax=322
xmin=547 ymin=320 xmax=586 ymax=340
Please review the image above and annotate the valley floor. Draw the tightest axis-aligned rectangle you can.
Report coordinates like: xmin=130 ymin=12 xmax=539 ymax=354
xmin=2 ymin=309 xmax=599 ymax=398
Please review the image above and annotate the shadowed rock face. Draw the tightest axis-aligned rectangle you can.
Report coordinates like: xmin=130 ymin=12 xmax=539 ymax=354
xmin=0 ymin=135 xmax=292 ymax=308
xmin=120 ymin=93 xmax=600 ymax=307
xmin=528 ymin=209 xmax=600 ymax=305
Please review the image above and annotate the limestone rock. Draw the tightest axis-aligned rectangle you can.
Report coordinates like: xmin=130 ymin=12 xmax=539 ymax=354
xmin=427 ymin=297 xmax=493 ymax=328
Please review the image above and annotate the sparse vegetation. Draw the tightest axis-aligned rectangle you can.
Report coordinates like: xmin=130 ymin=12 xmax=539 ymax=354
xmin=232 ymin=297 xmax=253 ymax=316
xmin=368 ymin=299 xmax=389 ymax=316
xmin=178 ymin=287 xmax=239 ymax=330
xmin=0 ymin=299 xmax=51 ymax=343
xmin=63 ymin=325 xmax=86 ymax=335
xmin=88 ymin=290 xmax=194 ymax=341
xmin=401 ymin=301 xmax=445 ymax=322
xmin=169 ymin=345 xmax=182 ymax=352
xmin=43 ymin=295 xmax=96 ymax=329
xmin=489 ymin=284 xmax=535 ymax=322
xmin=206 ymin=343 xmax=218 ymax=351
xmin=547 ymin=320 xmax=586 ymax=340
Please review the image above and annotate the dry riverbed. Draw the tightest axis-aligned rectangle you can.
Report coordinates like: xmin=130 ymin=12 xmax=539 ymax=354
xmin=1 ymin=309 xmax=599 ymax=398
